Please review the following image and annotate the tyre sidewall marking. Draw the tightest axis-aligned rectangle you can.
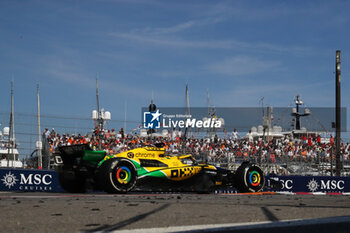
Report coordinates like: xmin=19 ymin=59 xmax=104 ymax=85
xmin=243 ymin=166 xmax=264 ymax=192
xmin=108 ymin=159 xmax=136 ymax=192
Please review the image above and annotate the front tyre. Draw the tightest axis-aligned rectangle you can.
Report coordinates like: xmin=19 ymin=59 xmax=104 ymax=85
xmin=235 ymin=162 xmax=264 ymax=193
xmin=97 ymin=158 xmax=137 ymax=194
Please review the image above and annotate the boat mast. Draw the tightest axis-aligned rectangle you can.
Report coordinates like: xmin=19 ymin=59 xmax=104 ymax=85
xmin=37 ymin=84 xmax=43 ymax=169
xmin=7 ymin=81 xmax=14 ymax=167
xmin=124 ymin=100 xmax=127 ymax=131
xmin=95 ymin=78 xmax=102 ymax=150
xmin=96 ymin=78 xmax=100 ymax=120
xmin=184 ymin=84 xmax=191 ymax=138
xmin=207 ymin=89 xmax=210 ymax=116
xmin=185 ymin=84 xmax=190 ymax=116
xmin=292 ymin=95 xmax=310 ymax=131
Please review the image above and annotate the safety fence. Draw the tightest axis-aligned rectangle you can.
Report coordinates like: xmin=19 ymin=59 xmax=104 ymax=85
xmin=192 ymin=150 xmax=350 ymax=176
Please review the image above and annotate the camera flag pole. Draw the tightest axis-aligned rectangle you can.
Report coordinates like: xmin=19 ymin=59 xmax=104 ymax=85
xmin=37 ymin=84 xmax=42 ymax=169
xmin=335 ymin=50 xmax=341 ymax=177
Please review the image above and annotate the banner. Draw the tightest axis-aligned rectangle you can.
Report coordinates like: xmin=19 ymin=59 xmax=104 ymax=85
xmin=1 ymin=168 xmax=350 ymax=193
xmin=0 ymin=168 xmax=64 ymax=192
xmin=265 ymin=175 xmax=350 ymax=193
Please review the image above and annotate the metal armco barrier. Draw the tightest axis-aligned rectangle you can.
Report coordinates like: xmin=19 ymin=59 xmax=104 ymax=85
xmin=0 ymin=168 xmax=64 ymax=192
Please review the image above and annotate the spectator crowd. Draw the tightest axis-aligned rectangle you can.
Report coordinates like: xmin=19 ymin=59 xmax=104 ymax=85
xmin=43 ymin=127 xmax=350 ymax=166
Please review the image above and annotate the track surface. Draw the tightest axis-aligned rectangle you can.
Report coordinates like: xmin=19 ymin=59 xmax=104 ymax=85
xmin=0 ymin=192 xmax=350 ymax=233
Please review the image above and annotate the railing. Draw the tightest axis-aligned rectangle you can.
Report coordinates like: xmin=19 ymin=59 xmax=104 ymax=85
xmin=39 ymin=139 xmax=350 ymax=176
xmin=186 ymin=149 xmax=350 ymax=176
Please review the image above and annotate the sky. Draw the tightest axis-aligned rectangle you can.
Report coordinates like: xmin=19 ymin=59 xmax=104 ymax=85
xmin=1 ymin=0 xmax=350 ymax=157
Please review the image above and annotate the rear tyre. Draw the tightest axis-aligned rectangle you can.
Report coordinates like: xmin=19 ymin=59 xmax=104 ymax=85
xmin=97 ymin=158 xmax=137 ymax=194
xmin=235 ymin=162 xmax=264 ymax=193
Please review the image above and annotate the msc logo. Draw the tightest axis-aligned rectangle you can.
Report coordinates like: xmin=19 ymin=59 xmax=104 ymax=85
xmin=143 ymin=109 xmax=162 ymax=129
xmin=306 ymin=178 xmax=345 ymax=192
xmin=2 ymin=171 xmax=18 ymax=189
xmin=1 ymin=172 xmax=52 ymax=189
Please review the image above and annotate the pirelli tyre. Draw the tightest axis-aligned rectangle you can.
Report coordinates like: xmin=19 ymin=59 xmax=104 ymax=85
xmin=235 ymin=162 xmax=265 ymax=193
xmin=97 ymin=158 xmax=137 ymax=194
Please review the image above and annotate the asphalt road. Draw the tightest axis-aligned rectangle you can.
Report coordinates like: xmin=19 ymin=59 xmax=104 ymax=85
xmin=0 ymin=192 xmax=350 ymax=233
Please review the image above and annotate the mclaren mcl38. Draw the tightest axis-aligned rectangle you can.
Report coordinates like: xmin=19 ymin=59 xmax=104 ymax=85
xmin=55 ymin=144 xmax=265 ymax=194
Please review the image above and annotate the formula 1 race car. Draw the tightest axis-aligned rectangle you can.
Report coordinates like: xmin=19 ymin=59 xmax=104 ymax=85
xmin=55 ymin=144 xmax=265 ymax=193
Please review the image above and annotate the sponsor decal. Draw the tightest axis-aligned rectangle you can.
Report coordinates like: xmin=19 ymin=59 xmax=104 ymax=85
xmin=1 ymin=169 xmax=58 ymax=192
xmin=319 ymin=179 xmax=345 ymax=191
xmin=144 ymin=147 xmax=164 ymax=151
xmin=281 ymin=179 xmax=294 ymax=190
xmin=267 ymin=177 xmax=293 ymax=190
xmin=306 ymin=179 xmax=345 ymax=192
xmin=265 ymin=176 xmax=348 ymax=193
xmin=19 ymin=173 xmax=53 ymax=191
xmin=2 ymin=171 xmax=18 ymax=189
xmin=127 ymin=152 xmax=134 ymax=158
xmin=135 ymin=152 xmax=155 ymax=158
xmin=170 ymin=167 xmax=200 ymax=178
xmin=307 ymin=178 xmax=319 ymax=192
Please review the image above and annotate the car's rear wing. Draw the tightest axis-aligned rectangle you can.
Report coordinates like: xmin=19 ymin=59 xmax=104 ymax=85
xmin=57 ymin=144 xmax=106 ymax=167
xmin=58 ymin=144 xmax=92 ymax=156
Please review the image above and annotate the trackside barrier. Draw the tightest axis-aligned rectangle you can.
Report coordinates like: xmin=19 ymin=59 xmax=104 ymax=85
xmin=1 ymin=168 xmax=350 ymax=193
xmin=214 ymin=176 xmax=350 ymax=194
xmin=0 ymin=168 xmax=64 ymax=192
xmin=264 ymin=175 xmax=350 ymax=193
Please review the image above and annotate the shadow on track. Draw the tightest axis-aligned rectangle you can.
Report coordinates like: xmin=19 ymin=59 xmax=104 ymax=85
xmin=260 ymin=206 xmax=279 ymax=222
xmin=83 ymin=203 xmax=170 ymax=232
